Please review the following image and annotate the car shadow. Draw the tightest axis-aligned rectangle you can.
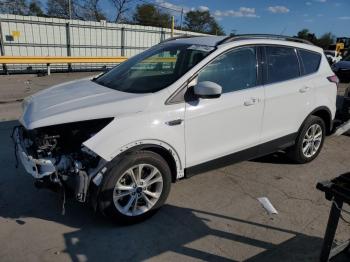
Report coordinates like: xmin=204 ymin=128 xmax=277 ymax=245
xmin=61 ymin=205 xmax=328 ymax=262
xmin=1 ymin=120 xmax=349 ymax=261
xmin=250 ymin=151 xmax=294 ymax=165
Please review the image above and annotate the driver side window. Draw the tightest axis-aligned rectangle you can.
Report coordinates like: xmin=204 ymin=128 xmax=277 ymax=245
xmin=197 ymin=47 xmax=258 ymax=93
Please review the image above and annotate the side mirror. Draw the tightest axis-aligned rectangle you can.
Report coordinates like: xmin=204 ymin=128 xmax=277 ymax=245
xmin=194 ymin=81 xmax=222 ymax=99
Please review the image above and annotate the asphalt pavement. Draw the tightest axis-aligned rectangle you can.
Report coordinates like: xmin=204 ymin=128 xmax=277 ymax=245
xmin=0 ymin=73 xmax=349 ymax=262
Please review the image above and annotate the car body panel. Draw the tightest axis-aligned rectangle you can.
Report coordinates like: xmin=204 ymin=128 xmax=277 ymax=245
xmin=20 ymin=78 xmax=151 ymax=129
xmin=83 ymin=102 xmax=186 ymax=177
xmin=185 ymin=86 xmax=264 ymax=168
xmin=168 ymin=36 xmax=226 ymax=46
xmin=314 ymin=56 xmax=338 ymax=120
xmin=260 ymin=75 xmax=315 ymax=144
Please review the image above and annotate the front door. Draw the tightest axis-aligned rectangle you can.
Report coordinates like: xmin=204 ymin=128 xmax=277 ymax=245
xmin=185 ymin=46 xmax=265 ymax=168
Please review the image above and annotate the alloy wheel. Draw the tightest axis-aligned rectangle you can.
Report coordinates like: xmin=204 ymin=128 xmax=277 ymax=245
xmin=302 ymin=124 xmax=323 ymax=158
xmin=113 ymin=164 xmax=163 ymax=216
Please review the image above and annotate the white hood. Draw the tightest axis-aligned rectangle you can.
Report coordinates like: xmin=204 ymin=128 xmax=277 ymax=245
xmin=20 ymin=78 xmax=152 ymax=129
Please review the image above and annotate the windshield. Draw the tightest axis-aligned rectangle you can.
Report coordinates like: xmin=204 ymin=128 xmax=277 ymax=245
xmin=345 ymin=55 xmax=350 ymax=61
xmin=94 ymin=43 xmax=213 ymax=93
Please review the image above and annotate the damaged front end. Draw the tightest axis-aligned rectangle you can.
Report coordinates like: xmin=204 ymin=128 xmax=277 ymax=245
xmin=13 ymin=118 xmax=113 ymax=205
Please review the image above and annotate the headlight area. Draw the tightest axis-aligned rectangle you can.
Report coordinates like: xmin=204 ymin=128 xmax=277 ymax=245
xmin=14 ymin=118 xmax=113 ymax=205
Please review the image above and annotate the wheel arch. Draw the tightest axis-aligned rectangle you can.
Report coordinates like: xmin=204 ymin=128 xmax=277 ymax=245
xmin=111 ymin=140 xmax=184 ymax=182
xmin=301 ymin=106 xmax=333 ymax=135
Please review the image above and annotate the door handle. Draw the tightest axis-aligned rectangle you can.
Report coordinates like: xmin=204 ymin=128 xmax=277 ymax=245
xmin=299 ymin=86 xmax=311 ymax=93
xmin=244 ymin=97 xmax=260 ymax=106
xmin=165 ymin=119 xmax=183 ymax=126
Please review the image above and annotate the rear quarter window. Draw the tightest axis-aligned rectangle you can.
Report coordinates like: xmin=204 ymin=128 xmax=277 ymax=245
xmin=298 ymin=49 xmax=321 ymax=75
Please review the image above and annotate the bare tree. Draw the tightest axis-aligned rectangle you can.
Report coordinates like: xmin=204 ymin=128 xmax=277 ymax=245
xmin=47 ymin=0 xmax=105 ymax=21
xmin=110 ymin=0 xmax=133 ymax=23
xmin=81 ymin=0 xmax=106 ymax=21
xmin=47 ymin=0 xmax=71 ymax=19
xmin=46 ymin=0 xmax=83 ymax=20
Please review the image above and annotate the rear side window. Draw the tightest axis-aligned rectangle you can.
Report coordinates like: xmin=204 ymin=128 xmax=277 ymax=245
xmin=266 ymin=46 xmax=300 ymax=84
xmin=298 ymin=49 xmax=321 ymax=75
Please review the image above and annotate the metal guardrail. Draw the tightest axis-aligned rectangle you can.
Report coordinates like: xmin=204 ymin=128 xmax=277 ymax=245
xmin=0 ymin=56 xmax=128 ymax=64
xmin=0 ymin=56 xmax=127 ymax=75
xmin=0 ymin=56 xmax=177 ymax=75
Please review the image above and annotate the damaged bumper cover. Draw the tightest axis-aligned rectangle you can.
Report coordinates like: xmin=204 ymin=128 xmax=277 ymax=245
xmin=13 ymin=127 xmax=56 ymax=179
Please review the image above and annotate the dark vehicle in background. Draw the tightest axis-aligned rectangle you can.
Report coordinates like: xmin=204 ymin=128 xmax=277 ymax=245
xmin=343 ymin=85 xmax=350 ymax=120
xmin=332 ymin=55 xmax=350 ymax=83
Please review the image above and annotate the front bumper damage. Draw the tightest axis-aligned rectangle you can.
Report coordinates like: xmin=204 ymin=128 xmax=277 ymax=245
xmin=13 ymin=127 xmax=56 ymax=179
xmin=12 ymin=126 xmax=107 ymax=210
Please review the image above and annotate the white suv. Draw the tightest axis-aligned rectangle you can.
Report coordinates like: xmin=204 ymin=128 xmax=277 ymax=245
xmin=15 ymin=35 xmax=338 ymax=223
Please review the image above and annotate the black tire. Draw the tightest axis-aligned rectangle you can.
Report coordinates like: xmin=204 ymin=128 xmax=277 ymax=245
xmin=288 ymin=115 xmax=326 ymax=164
xmin=98 ymin=150 xmax=171 ymax=224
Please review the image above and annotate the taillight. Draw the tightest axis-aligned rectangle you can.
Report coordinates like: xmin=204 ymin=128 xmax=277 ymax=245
xmin=327 ymin=75 xmax=339 ymax=87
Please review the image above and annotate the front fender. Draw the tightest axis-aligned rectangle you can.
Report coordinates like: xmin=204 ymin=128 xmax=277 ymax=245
xmin=116 ymin=140 xmax=184 ymax=178
xmin=83 ymin=106 xmax=185 ymax=179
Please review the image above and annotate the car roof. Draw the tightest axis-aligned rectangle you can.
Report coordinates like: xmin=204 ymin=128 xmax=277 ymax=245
xmin=163 ymin=36 xmax=227 ymax=47
xmin=164 ymin=34 xmax=320 ymax=52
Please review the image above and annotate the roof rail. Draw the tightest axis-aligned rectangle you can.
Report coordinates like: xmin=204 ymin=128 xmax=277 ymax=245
xmin=217 ymin=34 xmax=314 ymax=46
xmin=160 ymin=34 xmax=201 ymax=44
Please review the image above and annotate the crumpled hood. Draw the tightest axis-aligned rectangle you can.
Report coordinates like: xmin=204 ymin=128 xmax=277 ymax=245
xmin=20 ymin=78 xmax=152 ymax=129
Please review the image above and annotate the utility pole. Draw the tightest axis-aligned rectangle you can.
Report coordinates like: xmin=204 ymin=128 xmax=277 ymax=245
xmin=67 ymin=0 xmax=72 ymax=71
xmin=68 ymin=0 xmax=72 ymax=20
xmin=180 ymin=8 xmax=184 ymax=30
xmin=0 ymin=18 xmax=8 ymax=74
xmin=171 ymin=16 xmax=175 ymax=37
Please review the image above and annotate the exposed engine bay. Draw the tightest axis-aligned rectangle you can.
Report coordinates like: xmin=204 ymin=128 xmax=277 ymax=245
xmin=13 ymin=118 xmax=113 ymax=206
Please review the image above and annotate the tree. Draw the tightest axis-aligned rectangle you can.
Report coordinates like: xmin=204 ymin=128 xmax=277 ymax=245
xmin=184 ymin=10 xmax=225 ymax=35
xmin=47 ymin=0 xmax=86 ymax=20
xmin=28 ymin=0 xmax=45 ymax=17
xmin=296 ymin=29 xmax=317 ymax=44
xmin=209 ymin=19 xmax=225 ymax=36
xmin=47 ymin=0 xmax=71 ymax=19
xmin=297 ymin=28 xmax=310 ymax=39
xmin=296 ymin=29 xmax=335 ymax=49
xmin=80 ymin=0 xmax=106 ymax=21
xmin=317 ymin=32 xmax=335 ymax=49
xmin=0 ymin=0 xmax=27 ymax=15
xmin=133 ymin=4 xmax=171 ymax=28
xmin=110 ymin=0 xmax=133 ymax=23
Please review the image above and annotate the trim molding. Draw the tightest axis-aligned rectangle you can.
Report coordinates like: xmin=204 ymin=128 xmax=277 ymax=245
xmin=185 ymin=133 xmax=297 ymax=177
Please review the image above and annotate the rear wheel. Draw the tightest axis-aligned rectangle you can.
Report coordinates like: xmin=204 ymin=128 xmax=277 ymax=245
xmin=288 ymin=115 xmax=326 ymax=164
xmin=98 ymin=151 xmax=171 ymax=224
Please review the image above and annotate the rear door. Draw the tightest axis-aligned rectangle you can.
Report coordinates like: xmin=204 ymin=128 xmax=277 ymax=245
xmin=260 ymin=45 xmax=315 ymax=144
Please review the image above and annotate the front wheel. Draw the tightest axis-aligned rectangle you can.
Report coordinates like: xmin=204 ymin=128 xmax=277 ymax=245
xmin=98 ymin=151 xmax=172 ymax=224
xmin=288 ymin=115 xmax=326 ymax=164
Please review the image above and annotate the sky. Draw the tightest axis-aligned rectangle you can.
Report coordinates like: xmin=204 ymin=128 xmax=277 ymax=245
xmin=100 ymin=0 xmax=350 ymax=37
xmin=44 ymin=0 xmax=350 ymax=37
